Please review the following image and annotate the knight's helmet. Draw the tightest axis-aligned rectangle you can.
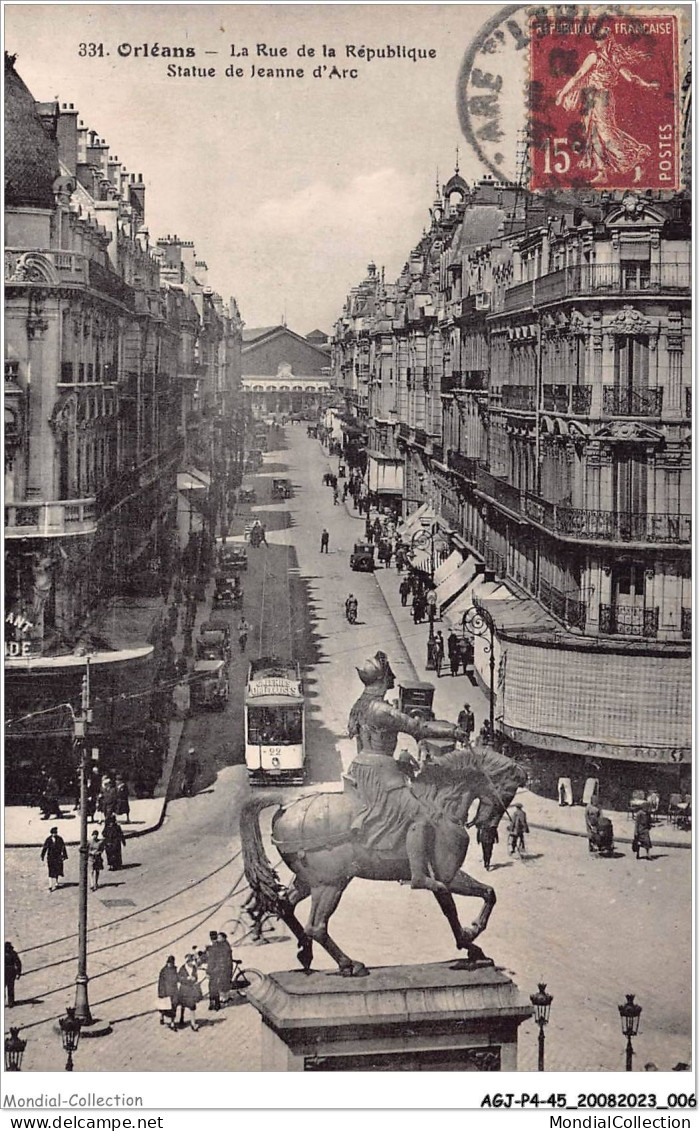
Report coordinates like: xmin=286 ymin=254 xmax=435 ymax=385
xmin=356 ymin=650 xmax=395 ymax=688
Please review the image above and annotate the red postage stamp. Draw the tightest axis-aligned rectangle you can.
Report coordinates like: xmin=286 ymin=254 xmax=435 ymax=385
xmin=529 ymin=11 xmax=680 ymax=191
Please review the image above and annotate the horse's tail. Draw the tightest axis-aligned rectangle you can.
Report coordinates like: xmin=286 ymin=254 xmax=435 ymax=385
xmin=240 ymin=795 xmax=285 ymax=915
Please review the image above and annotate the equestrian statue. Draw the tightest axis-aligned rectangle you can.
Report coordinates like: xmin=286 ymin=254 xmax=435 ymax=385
xmin=240 ymin=650 xmax=527 ymax=977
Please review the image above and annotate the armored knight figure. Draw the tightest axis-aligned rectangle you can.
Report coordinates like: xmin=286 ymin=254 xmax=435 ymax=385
xmin=347 ymin=651 xmax=468 ymax=892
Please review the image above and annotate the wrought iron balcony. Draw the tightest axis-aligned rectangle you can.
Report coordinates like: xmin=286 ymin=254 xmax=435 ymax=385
xmin=681 ymin=607 xmax=691 ymax=640
xmin=544 ymin=506 xmax=690 ymax=544
xmin=501 ymin=385 xmax=536 ymax=411
xmin=539 ymin=578 xmax=586 ymax=630
xmin=542 ymin=384 xmax=592 ymax=414
xmin=476 ymin=467 xmax=523 ymax=515
xmin=501 ymin=262 xmax=691 ymax=312
xmin=602 ymin=386 xmax=663 ymax=417
xmin=447 ymin=450 xmax=479 ymax=480
xmin=599 ymin=604 xmax=659 ymax=638
xmin=5 ymin=497 xmax=97 ymax=538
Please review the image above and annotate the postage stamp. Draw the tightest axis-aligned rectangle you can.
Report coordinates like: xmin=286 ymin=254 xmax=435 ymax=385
xmin=529 ymin=11 xmax=680 ymax=191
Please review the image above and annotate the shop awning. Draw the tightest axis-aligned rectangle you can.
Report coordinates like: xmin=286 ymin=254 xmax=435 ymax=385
xmin=397 ymin=502 xmax=429 ymax=539
xmin=433 ymin=549 xmax=463 ymax=588
xmin=476 ymin=594 xmax=553 ymax=634
xmin=435 ymin=555 xmax=478 ymax=612
xmin=177 ymin=466 xmax=211 ymax=491
xmin=444 ymin=574 xmax=502 ymax=629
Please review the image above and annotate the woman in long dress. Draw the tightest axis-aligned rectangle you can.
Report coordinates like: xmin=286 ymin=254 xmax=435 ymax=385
xmin=102 ymin=814 xmax=126 ymax=870
xmin=176 ymin=955 xmax=202 ymax=1030
xmin=555 ymin=34 xmax=660 ymax=184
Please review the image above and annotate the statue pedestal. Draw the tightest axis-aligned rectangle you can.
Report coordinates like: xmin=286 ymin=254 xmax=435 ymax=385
xmin=246 ymin=961 xmax=532 ymax=1071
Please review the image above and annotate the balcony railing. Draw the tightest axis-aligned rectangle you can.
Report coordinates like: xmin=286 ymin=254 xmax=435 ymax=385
xmin=539 ymin=578 xmax=586 ymax=630
xmin=501 ymin=385 xmax=536 ymax=411
xmin=602 ymin=386 xmax=663 ymax=417
xmin=543 ymin=384 xmax=592 ymax=415
xmin=5 ymin=498 xmax=97 ymax=538
xmin=447 ymin=450 xmax=479 ymax=480
xmin=502 ymin=262 xmax=691 ymax=311
xmin=413 ymin=428 xmax=427 ymax=448
xmin=681 ymin=607 xmax=691 ymax=640
xmin=599 ymin=604 xmax=659 ymax=638
xmin=476 ymin=467 xmax=523 ymax=515
xmin=543 ymin=505 xmax=691 ymax=544
xmin=484 ymin=547 xmax=507 ymax=576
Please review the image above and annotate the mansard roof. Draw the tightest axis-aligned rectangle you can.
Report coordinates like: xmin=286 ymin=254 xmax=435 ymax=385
xmin=5 ymin=53 xmax=60 ymax=210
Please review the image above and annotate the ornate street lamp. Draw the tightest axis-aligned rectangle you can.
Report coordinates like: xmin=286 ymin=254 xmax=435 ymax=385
xmin=5 ymin=1028 xmax=27 ymax=1072
xmin=618 ymin=993 xmax=642 ymax=1071
xmin=530 ymin=983 xmax=553 ymax=1072
xmin=59 ymin=1006 xmax=83 ymax=1072
xmin=462 ymin=604 xmax=496 ymax=733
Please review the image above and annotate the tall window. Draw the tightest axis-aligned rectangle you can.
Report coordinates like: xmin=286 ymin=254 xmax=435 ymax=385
xmin=614 ymin=335 xmax=649 ymax=392
xmin=613 ymin=453 xmax=647 ymax=539
xmin=620 ymin=241 xmax=651 ymax=290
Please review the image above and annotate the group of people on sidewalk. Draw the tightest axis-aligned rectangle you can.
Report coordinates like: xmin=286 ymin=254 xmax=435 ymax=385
xmin=156 ymin=930 xmax=235 ymax=1032
xmin=40 ymin=802 xmax=129 ymax=893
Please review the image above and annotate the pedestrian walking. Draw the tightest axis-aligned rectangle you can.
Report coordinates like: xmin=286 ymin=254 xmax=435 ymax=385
xmin=4 ymin=942 xmax=22 ymax=1007
xmin=205 ymin=930 xmax=226 ymax=1011
xmin=633 ymin=802 xmax=653 ymax=860
xmin=333 ymin=488 xmax=339 ymax=505
xmin=457 ymin=636 xmax=473 ymax=675
xmin=40 ymin=827 xmax=67 ymax=891
xmin=320 ymin=528 xmax=329 ymax=553
xmin=399 ymin=577 xmax=411 ymax=607
xmin=217 ymin=932 xmax=234 ymax=1001
xmin=88 ymin=830 xmax=104 ymax=890
xmin=182 ymin=747 xmax=199 ymax=797
xmin=157 ymin=956 xmax=179 ymax=1029
xmin=433 ymin=631 xmax=445 ymax=677
xmin=476 ymin=824 xmax=499 ymax=871
xmin=342 ymin=482 xmax=348 ymax=501
xmin=39 ymin=773 xmax=62 ymax=820
xmin=103 ymin=813 xmax=126 ymax=870
xmin=397 ymin=748 xmax=420 ymax=781
xmin=457 ymin=703 xmax=475 ymax=741
xmin=116 ymin=776 xmax=131 ymax=822
xmin=97 ymin=775 xmax=118 ymax=822
xmin=176 ymin=955 xmax=203 ymax=1030
xmin=507 ymin=802 xmax=529 ymax=856
xmin=238 ymin=616 xmax=250 ymax=653
xmin=585 ymin=801 xmax=602 ymax=853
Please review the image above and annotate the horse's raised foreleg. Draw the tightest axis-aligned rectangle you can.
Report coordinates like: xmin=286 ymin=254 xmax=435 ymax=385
xmin=306 ymin=882 xmax=368 ymax=977
xmin=279 ymin=874 xmax=313 ymax=972
xmin=446 ymin=869 xmax=496 ymax=949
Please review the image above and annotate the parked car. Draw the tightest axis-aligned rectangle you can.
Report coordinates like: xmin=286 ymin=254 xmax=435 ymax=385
xmin=191 ymin=659 xmax=229 ymax=711
xmin=350 ymin=541 xmax=376 ymax=572
xmin=219 ymin=545 xmax=248 ymax=571
xmin=196 ymin=623 xmax=231 ymax=661
xmin=212 ymin=576 xmax=242 ymax=609
xmin=238 ymin=488 xmax=256 ymax=505
xmin=272 ymin=478 xmax=292 ymax=500
xmin=245 ymin=449 xmax=263 ymax=472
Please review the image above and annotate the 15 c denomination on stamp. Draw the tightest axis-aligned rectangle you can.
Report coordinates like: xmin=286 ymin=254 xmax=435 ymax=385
xmin=529 ymin=10 xmax=680 ymax=191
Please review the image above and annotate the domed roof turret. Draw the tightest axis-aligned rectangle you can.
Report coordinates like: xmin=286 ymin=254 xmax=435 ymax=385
xmin=5 ymin=53 xmax=59 ymax=209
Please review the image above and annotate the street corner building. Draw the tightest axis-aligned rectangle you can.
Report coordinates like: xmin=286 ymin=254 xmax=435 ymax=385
xmin=331 ymin=149 xmax=691 ymax=808
xmin=4 ymin=52 xmax=245 ymax=801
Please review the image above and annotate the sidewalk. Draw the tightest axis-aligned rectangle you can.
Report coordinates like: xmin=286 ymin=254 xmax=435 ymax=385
xmin=4 ymin=581 xmax=212 ymax=849
xmin=368 ymin=521 xmax=691 ymax=852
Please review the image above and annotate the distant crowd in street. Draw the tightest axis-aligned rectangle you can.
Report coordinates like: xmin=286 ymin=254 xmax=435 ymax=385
xmin=156 ymin=930 xmax=236 ymax=1032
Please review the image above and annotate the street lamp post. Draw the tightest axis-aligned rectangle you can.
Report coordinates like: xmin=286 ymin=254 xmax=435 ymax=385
xmin=4 ymin=1028 xmax=27 ymax=1072
xmin=618 ymin=994 xmax=642 ymax=1071
xmin=462 ymin=605 xmax=496 ymax=734
xmin=59 ymin=1007 xmax=82 ymax=1072
xmin=74 ymin=659 xmax=93 ymax=1026
xmin=530 ymin=983 xmax=553 ymax=1072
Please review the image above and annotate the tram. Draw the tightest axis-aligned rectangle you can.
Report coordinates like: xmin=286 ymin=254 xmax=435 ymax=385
xmin=244 ymin=657 xmax=305 ymax=785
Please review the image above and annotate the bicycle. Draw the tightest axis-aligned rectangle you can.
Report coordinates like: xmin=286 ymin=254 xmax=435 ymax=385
xmin=230 ymin=958 xmax=264 ymax=1000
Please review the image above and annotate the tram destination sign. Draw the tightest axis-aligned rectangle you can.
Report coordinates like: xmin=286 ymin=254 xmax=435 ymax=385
xmin=247 ymin=677 xmax=302 ymax=699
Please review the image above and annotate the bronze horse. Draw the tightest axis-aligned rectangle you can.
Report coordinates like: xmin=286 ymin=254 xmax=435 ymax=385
xmin=240 ymin=743 xmax=527 ymax=976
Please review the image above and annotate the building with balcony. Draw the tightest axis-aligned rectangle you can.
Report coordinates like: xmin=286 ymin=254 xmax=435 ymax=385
xmin=4 ymin=54 xmax=243 ymax=793
xmin=331 ymin=165 xmax=691 ymax=803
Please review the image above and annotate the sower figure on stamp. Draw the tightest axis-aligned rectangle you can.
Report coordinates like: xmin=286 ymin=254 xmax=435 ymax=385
xmin=347 ymin=651 xmax=469 ymax=892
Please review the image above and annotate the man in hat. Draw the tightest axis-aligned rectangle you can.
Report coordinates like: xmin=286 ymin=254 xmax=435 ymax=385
xmin=40 ymin=826 xmax=68 ymax=891
xmin=507 ymin=802 xmax=529 ymax=856
xmin=347 ymin=651 xmax=469 ymax=892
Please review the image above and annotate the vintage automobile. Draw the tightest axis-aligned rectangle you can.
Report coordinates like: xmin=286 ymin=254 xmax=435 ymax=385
xmin=245 ymin=449 xmax=264 ymax=472
xmin=191 ymin=659 xmax=229 ymax=712
xmin=271 ymin=477 xmax=292 ymax=500
xmin=350 ymin=541 xmax=376 ymax=572
xmin=238 ymin=487 xmax=257 ymax=506
xmin=218 ymin=544 xmax=247 ymax=571
xmin=398 ymin=680 xmax=435 ymax=720
xmin=196 ymin=624 xmax=230 ymax=662
xmin=212 ymin=575 xmax=242 ymax=609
